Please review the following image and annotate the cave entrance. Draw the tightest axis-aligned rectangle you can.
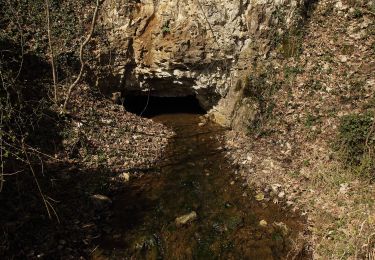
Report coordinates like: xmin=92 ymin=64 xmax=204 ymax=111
xmin=123 ymin=93 xmax=206 ymax=118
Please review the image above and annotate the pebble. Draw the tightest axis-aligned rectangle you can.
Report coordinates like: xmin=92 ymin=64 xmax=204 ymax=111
xmin=286 ymin=201 xmax=294 ymax=207
xmin=259 ymin=220 xmax=268 ymax=227
xmin=90 ymin=194 xmax=112 ymax=210
xmin=271 ymin=184 xmax=281 ymax=193
xmin=339 ymin=55 xmax=348 ymax=63
xmin=255 ymin=193 xmax=265 ymax=201
xmin=119 ymin=172 xmax=130 ymax=182
xmin=175 ymin=211 xmax=198 ymax=227
xmin=278 ymin=191 xmax=285 ymax=198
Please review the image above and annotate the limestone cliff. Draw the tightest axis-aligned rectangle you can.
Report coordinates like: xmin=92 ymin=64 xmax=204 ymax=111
xmin=92 ymin=0 xmax=313 ymax=126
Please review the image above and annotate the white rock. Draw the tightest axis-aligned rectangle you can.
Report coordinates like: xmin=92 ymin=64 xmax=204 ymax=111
xmin=119 ymin=172 xmax=130 ymax=182
xmin=339 ymin=55 xmax=348 ymax=63
xmin=175 ymin=211 xmax=197 ymax=227
xmin=286 ymin=201 xmax=294 ymax=207
xmin=335 ymin=1 xmax=348 ymax=11
xmin=339 ymin=183 xmax=349 ymax=194
xmin=271 ymin=184 xmax=281 ymax=193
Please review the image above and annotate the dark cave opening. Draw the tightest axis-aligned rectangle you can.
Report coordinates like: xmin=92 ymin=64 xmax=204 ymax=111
xmin=123 ymin=93 xmax=206 ymax=118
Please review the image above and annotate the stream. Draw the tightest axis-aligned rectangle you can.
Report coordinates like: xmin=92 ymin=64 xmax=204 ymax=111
xmin=94 ymin=113 xmax=306 ymax=259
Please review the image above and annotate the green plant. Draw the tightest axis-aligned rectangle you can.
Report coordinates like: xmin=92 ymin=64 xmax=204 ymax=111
xmin=161 ymin=21 xmax=170 ymax=35
xmin=279 ymin=30 xmax=303 ymax=58
xmin=234 ymin=79 xmax=242 ymax=92
xmin=335 ymin=113 xmax=375 ymax=178
xmin=353 ymin=8 xmax=363 ymax=19
xmin=243 ymin=73 xmax=267 ymax=100
xmin=305 ymin=113 xmax=321 ymax=128
xmin=284 ymin=66 xmax=303 ymax=80
xmin=243 ymin=66 xmax=280 ymax=136
xmin=362 ymin=96 xmax=375 ymax=110
xmin=303 ymin=159 xmax=311 ymax=167
xmin=350 ymin=80 xmax=365 ymax=92
xmin=307 ymin=79 xmax=324 ymax=93
xmin=371 ymin=2 xmax=375 ymax=13
xmin=354 ymin=153 xmax=375 ymax=179
xmin=322 ymin=2 xmax=335 ymax=16
xmin=341 ymin=44 xmax=355 ymax=55
xmin=346 ymin=80 xmax=366 ymax=101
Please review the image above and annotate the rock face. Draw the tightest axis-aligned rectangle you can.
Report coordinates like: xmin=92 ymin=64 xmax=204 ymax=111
xmin=94 ymin=0 xmax=312 ymax=126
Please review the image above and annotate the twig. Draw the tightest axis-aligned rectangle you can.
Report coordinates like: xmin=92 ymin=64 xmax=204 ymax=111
xmin=368 ymin=233 xmax=375 ymax=258
xmin=45 ymin=0 xmax=58 ymax=102
xmin=45 ymin=199 xmax=60 ymax=223
xmin=24 ymin=143 xmax=61 ymax=161
xmin=63 ymin=0 xmax=101 ymax=111
xmin=140 ymin=87 xmax=151 ymax=116
xmin=365 ymin=118 xmax=375 ymax=154
xmin=355 ymin=219 xmax=367 ymax=259
xmin=0 ymin=111 xmax=4 ymax=192
xmin=0 ymin=147 xmax=29 ymax=164
xmin=196 ymin=0 xmax=234 ymax=100
xmin=361 ymin=8 xmax=375 ymax=17
xmin=3 ymin=170 xmax=24 ymax=176
xmin=2 ymin=139 xmax=60 ymax=161
xmin=22 ymin=140 xmax=52 ymax=220
xmin=45 ymin=195 xmax=60 ymax=203
xmin=90 ymin=245 xmax=99 ymax=255
xmin=196 ymin=0 xmax=220 ymax=49
xmin=5 ymin=0 xmax=24 ymax=81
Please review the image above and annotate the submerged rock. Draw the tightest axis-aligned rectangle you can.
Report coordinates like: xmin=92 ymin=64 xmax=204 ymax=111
xmin=175 ymin=211 xmax=198 ymax=227
xmin=90 ymin=194 xmax=112 ymax=210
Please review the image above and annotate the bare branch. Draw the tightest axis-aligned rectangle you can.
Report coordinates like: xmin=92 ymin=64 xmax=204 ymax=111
xmin=361 ymin=8 xmax=375 ymax=17
xmin=0 ymin=111 xmax=4 ymax=192
xmin=196 ymin=0 xmax=220 ymax=49
xmin=5 ymin=0 xmax=24 ymax=81
xmin=3 ymin=170 xmax=24 ymax=176
xmin=45 ymin=0 xmax=58 ymax=102
xmin=365 ymin=117 xmax=375 ymax=157
xmin=22 ymin=140 xmax=52 ymax=220
xmin=63 ymin=0 xmax=102 ymax=111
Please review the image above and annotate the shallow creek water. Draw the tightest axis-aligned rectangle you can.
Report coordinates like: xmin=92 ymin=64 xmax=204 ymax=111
xmin=95 ymin=113 xmax=305 ymax=259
